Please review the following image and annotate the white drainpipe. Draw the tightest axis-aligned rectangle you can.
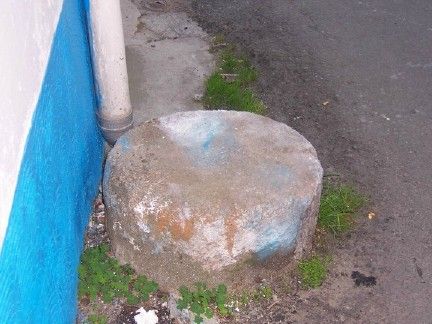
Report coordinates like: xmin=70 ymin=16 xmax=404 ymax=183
xmin=87 ymin=0 xmax=133 ymax=145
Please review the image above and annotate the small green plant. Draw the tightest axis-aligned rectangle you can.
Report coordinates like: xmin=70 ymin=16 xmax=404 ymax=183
xmin=258 ymin=285 xmax=273 ymax=299
xmin=78 ymin=244 xmax=158 ymax=305
xmin=134 ymin=275 xmax=159 ymax=302
xmin=237 ymin=291 xmax=251 ymax=306
xmin=298 ymin=256 xmax=330 ymax=289
xmin=204 ymin=47 xmax=265 ymax=115
xmin=318 ymin=184 xmax=365 ymax=234
xmin=87 ymin=314 xmax=108 ymax=324
xmin=228 ymin=284 xmax=273 ymax=310
xmin=251 ymin=285 xmax=273 ymax=301
xmin=177 ymin=283 xmax=230 ymax=323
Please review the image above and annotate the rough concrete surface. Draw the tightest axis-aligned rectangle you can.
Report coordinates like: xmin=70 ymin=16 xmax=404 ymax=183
xmin=192 ymin=0 xmax=432 ymax=322
xmin=104 ymin=111 xmax=323 ymax=291
xmin=120 ymin=0 xmax=215 ymax=124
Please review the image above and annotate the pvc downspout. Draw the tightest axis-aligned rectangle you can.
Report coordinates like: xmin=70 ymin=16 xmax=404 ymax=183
xmin=87 ymin=0 xmax=133 ymax=145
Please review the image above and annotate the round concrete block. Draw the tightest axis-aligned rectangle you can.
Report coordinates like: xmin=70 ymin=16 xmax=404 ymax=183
xmin=104 ymin=110 xmax=323 ymax=290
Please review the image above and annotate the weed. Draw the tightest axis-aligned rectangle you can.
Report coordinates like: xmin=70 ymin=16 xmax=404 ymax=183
xmin=78 ymin=244 xmax=158 ymax=305
xmin=238 ymin=291 xmax=251 ymax=306
xmin=318 ymin=184 xmax=365 ymax=234
xmin=177 ymin=283 xmax=230 ymax=323
xmin=228 ymin=284 xmax=274 ymax=310
xmin=204 ymin=47 xmax=265 ymax=115
xmin=298 ymin=256 xmax=330 ymax=289
xmin=133 ymin=275 xmax=159 ymax=303
xmin=88 ymin=314 xmax=108 ymax=324
xmin=212 ymin=34 xmax=226 ymax=46
xmin=251 ymin=285 xmax=273 ymax=300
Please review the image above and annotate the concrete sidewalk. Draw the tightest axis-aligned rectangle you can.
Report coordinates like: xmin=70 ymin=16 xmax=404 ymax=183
xmin=120 ymin=0 xmax=215 ymax=125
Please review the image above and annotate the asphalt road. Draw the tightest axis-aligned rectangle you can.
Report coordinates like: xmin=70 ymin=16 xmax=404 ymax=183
xmin=193 ymin=0 xmax=432 ymax=322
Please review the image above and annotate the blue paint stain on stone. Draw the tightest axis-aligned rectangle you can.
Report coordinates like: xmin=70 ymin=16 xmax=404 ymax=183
xmin=117 ymin=136 xmax=130 ymax=152
xmin=255 ymin=201 xmax=306 ymax=260
xmin=202 ymin=131 xmax=216 ymax=151
xmin=0 ymin=0 xmax=103 ymax=322
xmin=257 ymin=240 xmax=283 ymax=260
xmin=256 ymin=222 xmax=298 ymax=260
xmin=178 ymin=116 xmax=237 ymax=167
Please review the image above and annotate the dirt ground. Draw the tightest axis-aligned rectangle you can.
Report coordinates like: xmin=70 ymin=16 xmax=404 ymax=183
xmin=186 ymin=0 xmax=432 ymax=323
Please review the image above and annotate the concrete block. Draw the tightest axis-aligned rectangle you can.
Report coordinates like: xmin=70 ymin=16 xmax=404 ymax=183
xmin=104 ymin=110 xmax=323 ymax=290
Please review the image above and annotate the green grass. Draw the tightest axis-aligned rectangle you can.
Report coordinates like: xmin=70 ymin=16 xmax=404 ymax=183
xmin=219 ymin=51 xmax=257 ymax=85
xmin=205 ymin=74 xmax=265 ymax=114
xmin=78 ymin=244 xmax=158 ymax=305
xmin=204 ymin=49 xmax=265 ymax=115
xmin=318 ymin=184 xmax=365 ymax=234
xmin=298 ymin=256 xmax=330 ymax=289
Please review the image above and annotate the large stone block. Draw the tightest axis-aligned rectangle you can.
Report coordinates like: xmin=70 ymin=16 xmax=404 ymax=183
xmin=104 ymin=111 xmax=323 ymax=290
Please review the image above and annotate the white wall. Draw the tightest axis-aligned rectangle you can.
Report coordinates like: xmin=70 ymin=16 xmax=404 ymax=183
xmin=0 ymin=1 xmax=63 ymax=250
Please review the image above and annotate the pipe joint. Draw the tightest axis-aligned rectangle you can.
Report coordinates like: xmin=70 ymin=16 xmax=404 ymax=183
xmin=97 ymin=110 xmax=133 ymax=146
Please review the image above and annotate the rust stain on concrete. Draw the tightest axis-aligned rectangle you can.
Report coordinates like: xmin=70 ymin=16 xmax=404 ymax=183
xmin=224 ymin=211 xmax=239 ymax=256
xmin=155 ymin=209 xmax=195 ymax=241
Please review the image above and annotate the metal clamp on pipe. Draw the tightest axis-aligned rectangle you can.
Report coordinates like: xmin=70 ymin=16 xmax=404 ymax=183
xmin=87 ymin=0 xmax=133 ymax=145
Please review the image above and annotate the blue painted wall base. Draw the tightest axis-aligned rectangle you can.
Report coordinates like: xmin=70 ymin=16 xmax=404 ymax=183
xmin=0 ymin=0 xmax=103 ymax=322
